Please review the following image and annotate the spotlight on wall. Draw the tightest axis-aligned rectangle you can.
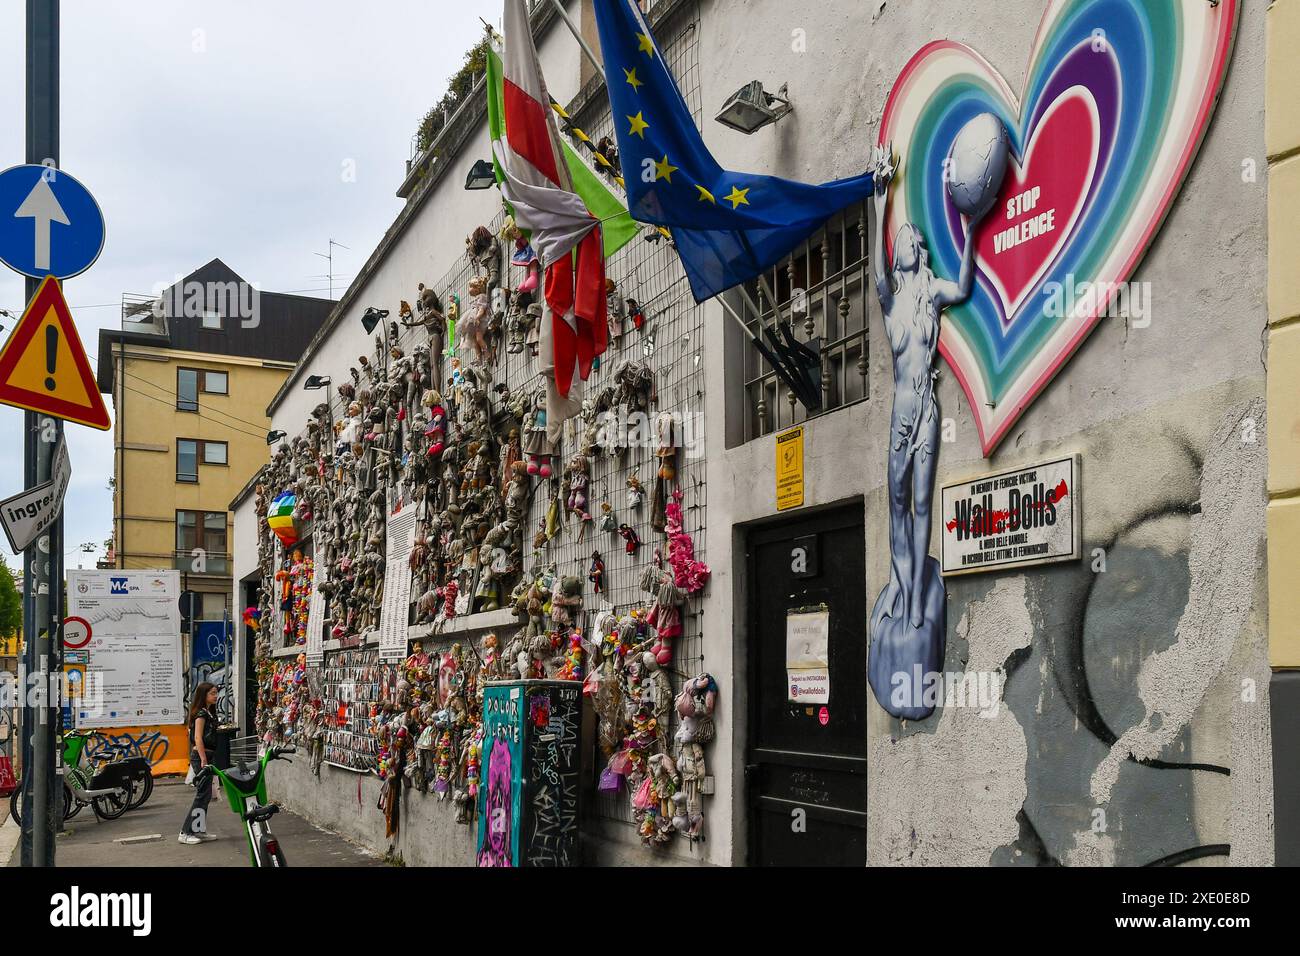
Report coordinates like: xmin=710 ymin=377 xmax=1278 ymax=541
xmin=465 ymin=159 xmax=496 ymax=190
xmin=715 ymin=81 xmax=792 ymax=134
xmin=303 ymin=375 xmax=331 ymax=390
xmin=361 ymin=307 xmax=389 ymax=335
xmin=266 ymin=429 xmax=286 ymax=445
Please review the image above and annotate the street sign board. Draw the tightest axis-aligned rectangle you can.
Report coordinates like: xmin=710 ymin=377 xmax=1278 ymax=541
xmin=0 ymin=164 xmax=105 ymax=280
xmin=0 ymin=433 xmax=70 ymax=553
xmin=940 ymin=456 xmax=1080 ymax=576
xmin=63 ymin=615 xmax=92 ymax=649
xmin=0 ymin=275 xmax=111 ymax=428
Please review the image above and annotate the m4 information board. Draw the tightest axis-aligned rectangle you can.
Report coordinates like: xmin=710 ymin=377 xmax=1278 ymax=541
xmin=67 ymin=570 xmax=184 ymax=728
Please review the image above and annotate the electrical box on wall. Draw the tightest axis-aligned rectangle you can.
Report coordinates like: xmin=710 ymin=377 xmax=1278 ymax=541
xmin=477 ymin=680 xmax=582 ymax=867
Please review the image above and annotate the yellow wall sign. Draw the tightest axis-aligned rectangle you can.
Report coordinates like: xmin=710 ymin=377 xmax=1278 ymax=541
xmin=776 ymin=426 xmax=804 ymax=510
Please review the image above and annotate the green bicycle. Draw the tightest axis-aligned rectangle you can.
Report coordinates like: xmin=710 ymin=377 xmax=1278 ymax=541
xmin=207 ymin=744 xmax=295 ymax=867
xmin=8 ymin=730 xmax=136 ymax=826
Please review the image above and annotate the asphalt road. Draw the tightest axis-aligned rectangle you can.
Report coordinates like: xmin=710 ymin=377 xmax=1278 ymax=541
xmin=3 ymin=776 xmax=386 ymax=867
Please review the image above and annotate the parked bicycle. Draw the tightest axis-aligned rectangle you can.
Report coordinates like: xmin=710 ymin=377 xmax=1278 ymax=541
xmin=86 ymin=737 xmax=155 ymax=810
xmin=8 ymin=730 xmax=136 ymax=826
xmin=210 ymin=742 xmax=296 ymax=867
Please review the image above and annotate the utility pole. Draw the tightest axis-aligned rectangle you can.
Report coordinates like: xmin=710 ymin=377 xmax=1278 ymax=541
xmin=20 ymin=0 xmax=60 ymax=868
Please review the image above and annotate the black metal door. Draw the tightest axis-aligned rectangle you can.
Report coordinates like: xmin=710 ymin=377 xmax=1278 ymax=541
xmin=746 ymin=503 xmax=867 ymax=866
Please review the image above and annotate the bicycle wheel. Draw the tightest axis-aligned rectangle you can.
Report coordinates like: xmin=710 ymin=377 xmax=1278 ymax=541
xmin=127 ymin=768 xmax=154 ymax=809
xmin=92 ymin=777 xmax=134 ymax=821
xmin=9 ymin=784 xmax=72 ymax=826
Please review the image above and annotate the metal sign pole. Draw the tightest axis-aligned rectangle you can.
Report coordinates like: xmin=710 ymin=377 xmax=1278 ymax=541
xmin=22 ymin=0 xmax=60 ymax=869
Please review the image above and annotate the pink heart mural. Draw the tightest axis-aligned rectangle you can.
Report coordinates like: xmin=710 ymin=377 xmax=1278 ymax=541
xmin=878 ymin=0 xmax=1239 ymax=456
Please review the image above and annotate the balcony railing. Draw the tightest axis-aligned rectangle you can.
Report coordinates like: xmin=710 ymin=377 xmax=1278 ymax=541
xmin=121 ymin=292 xmax=168 ymax=336
xmin=174 ymin=550 xmax=230 ymax=576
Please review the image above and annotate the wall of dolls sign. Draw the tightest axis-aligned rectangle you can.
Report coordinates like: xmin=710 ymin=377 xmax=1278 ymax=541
xmin=249 ymin=211 xmax=717 ymax=852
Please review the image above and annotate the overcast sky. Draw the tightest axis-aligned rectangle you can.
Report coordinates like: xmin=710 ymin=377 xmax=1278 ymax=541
xmin=0 ymin=1 xmax=488 ymax=572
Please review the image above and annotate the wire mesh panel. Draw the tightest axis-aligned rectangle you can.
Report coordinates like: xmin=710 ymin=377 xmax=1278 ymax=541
xmin=560 ymin=0 xmax=708 ymax=827
xmin=274 ymin=0 xmax=711 ymax=840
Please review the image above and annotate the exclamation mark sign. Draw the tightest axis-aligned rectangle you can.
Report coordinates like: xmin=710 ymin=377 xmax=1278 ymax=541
xmin=45 ymin=325 xmax=57 ymax=391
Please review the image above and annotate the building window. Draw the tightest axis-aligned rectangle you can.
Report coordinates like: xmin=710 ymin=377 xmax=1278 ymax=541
xmin=177 ymin=368 xmax=198 ymax=411
xmin=177 ymin=368 xmax=230 ymax=409
xmin=200 ymin=310 xmax=223 ymax=330
xmin=202 ymin=440 xmax=227 ymax=465
xmin=177 ymin=439 xmax=198 ymax=482
xmin=177 ymin=439 xmax=229 ymax=480
xmin=736 ymin=199 xmax=872 ymax=443
xmin=191 ymin=592 xmax=229 ymax=620
xmin=203 ymin=511 xmax=228 ymax=554
xmin=176 ymin=510 xmax=196 ymax=549
xmin=176 ymin=510 xmax=228 ymax=556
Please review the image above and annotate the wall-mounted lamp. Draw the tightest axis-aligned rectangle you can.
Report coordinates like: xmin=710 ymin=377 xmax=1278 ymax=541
xmin=715 ymin=81 xmax=792 ymax=134
xmin=266 ymin=429 xmax=286 ymax=445
xmin=303 ymin=375 xmax=331 ymax=390
xmin=360 ymin=307 xmax=389 ymax=335
xmin=465 ymin=159 xmax=496 ymax=190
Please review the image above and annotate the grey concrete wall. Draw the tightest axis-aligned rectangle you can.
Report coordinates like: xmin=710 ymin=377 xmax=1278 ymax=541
xmin=697 ymin=0 xmax=1273 ymax=865
xmin=240 ymin=0 xmax=1274 ymax=866
xmin=275 ymin=756 xmax=476 ymax=867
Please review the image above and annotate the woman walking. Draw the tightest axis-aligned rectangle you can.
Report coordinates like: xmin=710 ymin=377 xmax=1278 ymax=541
xmin=180 ymin=682 xmax=220 ymax=844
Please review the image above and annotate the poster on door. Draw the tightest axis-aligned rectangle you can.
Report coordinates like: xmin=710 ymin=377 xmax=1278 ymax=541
xmin=786 ymin=606 xmax=830 ymax=704
xmin=67 ymin=570 xmax=184 ymax=729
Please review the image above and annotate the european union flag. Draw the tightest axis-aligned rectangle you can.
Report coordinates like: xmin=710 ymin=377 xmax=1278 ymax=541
xmin=592 ymin=0 xmax=875 ymax=302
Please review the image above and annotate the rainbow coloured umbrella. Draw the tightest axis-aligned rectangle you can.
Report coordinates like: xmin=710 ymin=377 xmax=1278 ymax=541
xmin=267 ymin=491 xmax=300 ymax=548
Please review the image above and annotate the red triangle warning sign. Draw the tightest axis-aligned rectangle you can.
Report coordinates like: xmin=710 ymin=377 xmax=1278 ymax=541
xmin=0 ymin=275 xmax=111 ymax=430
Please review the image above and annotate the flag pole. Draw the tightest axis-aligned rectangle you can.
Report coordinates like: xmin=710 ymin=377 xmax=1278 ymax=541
xmin=718 ymin=294 xmax=814 ymax=403
xmin=717 ymin=293 xmax=761 ymax=343
xmin=546 ymin=0 xmax=603 ymax=73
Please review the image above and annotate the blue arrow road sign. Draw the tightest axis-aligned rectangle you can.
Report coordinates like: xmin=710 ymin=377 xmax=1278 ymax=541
xmin=0 ymin=164 xmax=105 ymax=280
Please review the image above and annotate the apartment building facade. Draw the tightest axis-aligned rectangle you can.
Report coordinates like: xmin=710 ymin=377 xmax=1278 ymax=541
xmin=97 ymin=259 xmax=333 ymax=624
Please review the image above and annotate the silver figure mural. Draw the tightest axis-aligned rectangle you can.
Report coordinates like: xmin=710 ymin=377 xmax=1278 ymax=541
xmin=867 ymin=114 xmax=1009 ymax=719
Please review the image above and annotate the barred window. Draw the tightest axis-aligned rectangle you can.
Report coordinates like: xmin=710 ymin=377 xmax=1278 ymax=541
xmin=736 ymin=200 xmax=872 ymax=443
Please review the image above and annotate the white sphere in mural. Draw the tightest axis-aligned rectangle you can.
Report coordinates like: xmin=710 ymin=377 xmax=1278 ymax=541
xmin=946 ymin=112 xmax=1010 ymax=220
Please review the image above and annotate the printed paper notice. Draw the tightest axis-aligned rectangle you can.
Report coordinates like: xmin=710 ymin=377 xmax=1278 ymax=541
xmin=379 ymin=506 xmax=417 ymax=661
xmin=786 ymin=607 xmax=829 ymax=703
xmin=306 ymin=566 xmax=327 ymax=663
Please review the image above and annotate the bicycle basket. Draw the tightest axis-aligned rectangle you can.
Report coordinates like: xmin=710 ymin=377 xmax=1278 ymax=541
xmin=227 ymin=735 xmax=261 ymax=769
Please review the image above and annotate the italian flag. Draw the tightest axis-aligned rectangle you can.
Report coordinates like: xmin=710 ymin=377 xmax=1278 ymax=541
xmin=488 ymin=0 xmax=620 ymax=432
xmin=485 ymin=25 xmax=638 ymax=259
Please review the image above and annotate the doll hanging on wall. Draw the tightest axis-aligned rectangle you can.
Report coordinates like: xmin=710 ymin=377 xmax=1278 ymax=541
xmin=523 ymin=389 xmax=555 ymax=478
xmin=460 ymin=275 xmax=494 ymax=366
xmin=672 ymin=673 xmax=717 ymax=842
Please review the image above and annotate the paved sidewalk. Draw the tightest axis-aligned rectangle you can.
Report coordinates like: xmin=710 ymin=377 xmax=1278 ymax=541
xmin=3 ymin=777 xmax=385 ymax=867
